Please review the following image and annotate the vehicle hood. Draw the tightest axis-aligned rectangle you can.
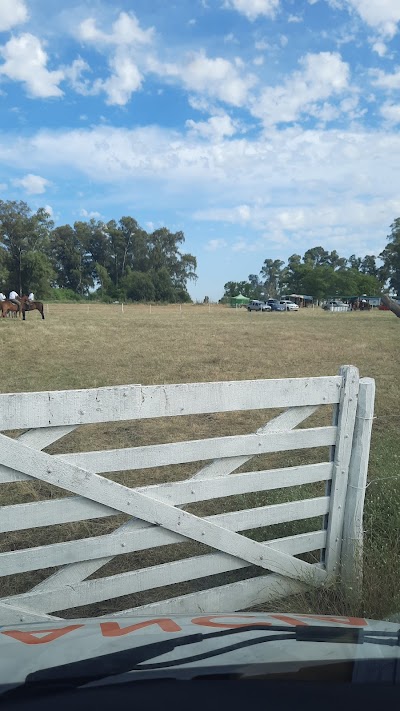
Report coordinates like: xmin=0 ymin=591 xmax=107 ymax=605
xmin=0 ymin=612 xmax=399 ymax=689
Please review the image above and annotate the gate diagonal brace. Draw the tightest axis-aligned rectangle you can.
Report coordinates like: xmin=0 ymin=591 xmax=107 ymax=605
xmin=0 ymin=432 xmax=326 ymax=587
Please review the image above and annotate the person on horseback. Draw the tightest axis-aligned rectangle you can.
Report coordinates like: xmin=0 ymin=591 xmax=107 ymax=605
xmin=28 ymin=291 xmax=35 ymax=303
xmin=0 ymin=292 xmax=5 ymax=301
xmin=8 ymin=290 xmax=20 ymax=307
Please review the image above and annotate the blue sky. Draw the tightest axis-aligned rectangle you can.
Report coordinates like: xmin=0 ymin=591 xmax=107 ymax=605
xmin=1 ymin=0 xmax=400 ymax=300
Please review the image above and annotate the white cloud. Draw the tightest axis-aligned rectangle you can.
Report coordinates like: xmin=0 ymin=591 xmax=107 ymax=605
xmin=0 ymin=33 xmax=64 ymax=98
xmin=288 ymin=14 xmax=303 ymax=22
xmin=95 ymin=49 xmax=142 ymax=105
xmin=14 ymin=173 xmax=50 ymax=194
xmin=254 ymin=39 xmax=270 ymax=50
xmin=195 ymin=205 xmax=252 ymax=223
xmin=371 ymin=66 xmax=400 ymax=89
xmin=224 ymin=32 xmax=239 ymax=44
xmin=205 ymin=238 xmax=228 ymax=251
xmin=224 ymin=0 xmax=280 ymax=21
xmin=380 ymin=102 xmax=400 ymax=124
xmin=44 ymin=204 xmax=54 ymax=217
xmin=79 ymin=12 xmax=154 ymax=47
xmin=197 ymin=197 xmax=400 ymax=257
xmin=232 ymin=238 xmax=263 ymax=252
xmin=64 ymin=57 xmax=92 ymax=94
xmin=345 ymin=0 xmax=400 ymax=38
xmin=0 ymin=182 xmax=8 ymax=192
xmin=1 ymin=122 xmax=400 ymax=260
xmin=186 ymin=114 xmax=237 ymax=140
xmin=0 ymin=0 xmax=28 ymax=32
xmin=77 ymin=12 xmax=154 ymax=105
xmin=151 ymin=51 xmax=256 ymax=107
xmin=372 ymin=41 xmax=387 ymax=56
xmin=252 ymin=51 xmax=350 ymax=126
xmin=80 ymin=208 xmax=102 ymax=219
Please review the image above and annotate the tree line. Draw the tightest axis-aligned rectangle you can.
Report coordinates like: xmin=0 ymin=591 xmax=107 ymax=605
xmin=223 ymin=221 xmax=400 ymax=302
xmin=0 ymin=200 xmax=197 ymax=302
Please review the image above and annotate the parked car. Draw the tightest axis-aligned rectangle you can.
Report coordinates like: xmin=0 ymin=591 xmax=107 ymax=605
xmin=267 ymin=299 xmax=286 ymax=312
xmin=247 ymin=300 xmax=271 ymax=312
xmin=279 ymin=300 xmax=299 ymax=311
xmin=322 ymin=300 xmax=349 ymax=310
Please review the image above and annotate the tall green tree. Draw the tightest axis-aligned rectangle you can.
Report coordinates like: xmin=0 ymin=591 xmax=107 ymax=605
xmin=260 ymin=258 xmax=285 ymax=297
xmin=0 ymin=200 xmax=53 ymax=295
xmin=50 ymin=224 xmax=93 ymax=294
xmin=248 ymin=273 xmax=263 ymax=299
xmin=223 ymin=281 xmax=252 ymax=298
xmin=303 ymin=246 xmax=330 ymax=267
xmin=360 ymin=255 xmax=378 ymax=277
xmin=380 ymin=218 xmax=400 ymax=296
xmin=348 ymin=254 xmax=362 ymax=270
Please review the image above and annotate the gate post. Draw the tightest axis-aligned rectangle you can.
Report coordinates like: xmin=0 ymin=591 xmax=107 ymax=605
xmin=341 ymin=378 xmax=375 ymax=601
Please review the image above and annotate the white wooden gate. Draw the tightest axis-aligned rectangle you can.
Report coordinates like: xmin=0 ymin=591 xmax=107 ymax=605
xmin=0 ymin=366 xmax=374 ymax=624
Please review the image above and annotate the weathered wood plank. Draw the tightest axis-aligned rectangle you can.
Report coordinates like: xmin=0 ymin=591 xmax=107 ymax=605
xmin=324 ymin=366 xmax=359 ymax=578
xmin=0 ymin=496 xmax=116 ymax=532
xmin=106 ymin=569 xmax=320 ymax=617
xmin=0 ymin=433 xmax=327 ymax=585
xmin=139 ymin=461 xmax=333 ymax=505
xmin=0 ymin=425 xmax=77 ymax=483
xmin=191 ymin=405 xmax=319 ymax=480
xmin=0 ymin=602 xmax=60 ymax=625
xmin=28 ymin=497 xmax=329 ymax=594
xmin=0 ymin=501 xmax=328 ymax=576
xmin=2 ymin=531 xmax=326 ymax=613
xmin=341 ymin=378 xmax=375 ymax=593
xmin=0 ymin=377 xmax=342 ymax=430
xmin=56 ymin=427 xmax=336 ymax=472
xmin=28 ymin=407 xmax=322 ymax=592
xmin=0 ymin=459 xmax=331 ymax=533
xmin=0 ymin=407 xmax=320 ymax=485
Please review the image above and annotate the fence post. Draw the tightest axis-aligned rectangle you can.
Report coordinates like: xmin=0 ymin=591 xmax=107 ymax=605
xmin=323 ymin=365 xmax=359 ymax=580
xmin=341 ymin=378 xmax=375 ymax=599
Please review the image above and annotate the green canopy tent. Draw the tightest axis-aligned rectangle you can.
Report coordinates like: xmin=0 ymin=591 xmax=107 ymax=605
xmin=230 ymin=293 xmax=250 ymax=308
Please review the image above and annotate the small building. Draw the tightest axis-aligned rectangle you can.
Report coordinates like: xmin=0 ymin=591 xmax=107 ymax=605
xmin=329 ymin=295 xmax=381 ymax=308
xmin=282 ymin=294 xmax=314 ymax=307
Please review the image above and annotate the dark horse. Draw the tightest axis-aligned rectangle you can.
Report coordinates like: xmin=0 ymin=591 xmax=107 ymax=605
xmin=0 ymin=299 xmax=21 ymax=318
xmin=20 ymin=295 xmax=45 ymax=320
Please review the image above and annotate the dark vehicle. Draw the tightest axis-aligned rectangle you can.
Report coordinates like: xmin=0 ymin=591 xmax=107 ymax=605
xmin=267 ymin=299 xmax=286 ymax=311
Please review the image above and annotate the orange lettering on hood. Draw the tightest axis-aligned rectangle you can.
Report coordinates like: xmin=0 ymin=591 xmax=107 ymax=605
xmin=191 ymin=615 xmax=274 ymax=629
xmin=2 ymin=625 xmax=83 ymax=645
xmin=101 ymin=619 xmax=182 ymax=636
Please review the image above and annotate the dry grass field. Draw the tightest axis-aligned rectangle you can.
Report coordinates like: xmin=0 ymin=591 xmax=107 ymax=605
xmin=0 ymin=303 xmax=399 ymax=620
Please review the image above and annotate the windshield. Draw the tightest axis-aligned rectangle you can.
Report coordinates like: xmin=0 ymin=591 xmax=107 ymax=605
xmin=0 ymin=0 xmax=400 ymax=699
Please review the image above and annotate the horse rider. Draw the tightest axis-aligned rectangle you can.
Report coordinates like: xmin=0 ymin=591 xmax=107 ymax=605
xmin=8 ymin=289 xmax=20 ymax=307
xmin=28 ymin=291 xmax=35 ymax=303
xmin=0 ymin=291 xmax=5 ymax=301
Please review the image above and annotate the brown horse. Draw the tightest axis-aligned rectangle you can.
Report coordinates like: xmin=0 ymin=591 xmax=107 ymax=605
xmin=0 ymin=299 xmax=21 ymax=318
xmin=20 ymin=295 xmax=45 ymax=320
